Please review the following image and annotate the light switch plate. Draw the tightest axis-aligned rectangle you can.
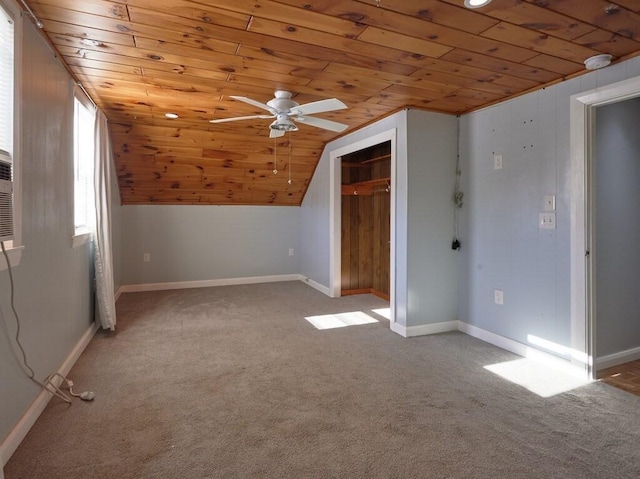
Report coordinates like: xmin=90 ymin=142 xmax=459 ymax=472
xmin=539 ymin=213 xmax=556 ymax=229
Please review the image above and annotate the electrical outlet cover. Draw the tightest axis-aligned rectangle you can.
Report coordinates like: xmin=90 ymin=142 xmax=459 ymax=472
xmin=544 ymin=195 xmax=556 ymax=211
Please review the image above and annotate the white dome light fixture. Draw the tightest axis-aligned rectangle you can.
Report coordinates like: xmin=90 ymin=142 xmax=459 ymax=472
xmin=584 ymin=54 xmax=613 ymax=70
xmin=464 ymin=0 xmax=492 ymax=8
xmin=164 ymin=112 xmax=179 ymax=119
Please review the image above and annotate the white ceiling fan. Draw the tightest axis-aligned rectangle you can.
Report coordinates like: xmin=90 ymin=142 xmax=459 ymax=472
xmin=210 ymin=90 xmax=349 ymax=138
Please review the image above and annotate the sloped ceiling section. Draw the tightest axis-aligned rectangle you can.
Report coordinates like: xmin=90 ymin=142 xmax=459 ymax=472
xmin=24 ymin=0 xmax=640 ymax=205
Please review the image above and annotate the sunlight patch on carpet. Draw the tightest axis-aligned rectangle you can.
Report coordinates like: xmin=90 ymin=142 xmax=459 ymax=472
xmin=371 ymin=308 xmax=391 ymax=320
xmin=305 ymin=311 xmax=379 ymax=330
xmin=484 ymin=358 xmax=591 ymax=398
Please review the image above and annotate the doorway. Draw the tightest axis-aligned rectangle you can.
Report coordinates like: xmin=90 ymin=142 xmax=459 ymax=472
xmin=329 ymin=128 xmax=396 ymax=325
xmin=340 ymin=141 xmax=391 ymax=300
xmin=570 ymin=76 xmax=640 ymax=379
xmin=593 ymin=98 xmax=640 ymax=371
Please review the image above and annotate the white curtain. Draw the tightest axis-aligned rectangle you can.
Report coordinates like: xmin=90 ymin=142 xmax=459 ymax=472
xmin=93 ymin=110 xmax=117 ymax=330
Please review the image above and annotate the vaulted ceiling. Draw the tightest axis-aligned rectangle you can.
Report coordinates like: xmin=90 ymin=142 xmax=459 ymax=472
xmin=24 ymin=0 xmax=640 ymax=205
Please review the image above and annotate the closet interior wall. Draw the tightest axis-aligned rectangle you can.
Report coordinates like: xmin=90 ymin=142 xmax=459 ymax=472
xmin=341 ymin=141 xmax=391 ymax=299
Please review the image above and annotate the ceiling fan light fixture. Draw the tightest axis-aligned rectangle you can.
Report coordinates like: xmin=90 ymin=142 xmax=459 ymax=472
xmin=269 ymin=115 xmax=298 ymax=132
xmin=584 ymin=54 xmax=612 ymax=70
xmin=464 ymin=0 xmax=492 ymax=8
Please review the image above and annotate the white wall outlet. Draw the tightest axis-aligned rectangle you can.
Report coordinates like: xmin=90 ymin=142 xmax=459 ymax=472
xmin=539 ymin=213 xmax=556 ymax=229
xmin=288 ymin=248 xmax=294 ymax=256
xmin=544 ymin=195 xmax=556 ymax=211
xmin=493 ymin=154 xmax=503 ymax=170
xmin=143 ymin=253 xmax=150 ymax=262
xmin=494 ymin=289 xmax=504 ymax=305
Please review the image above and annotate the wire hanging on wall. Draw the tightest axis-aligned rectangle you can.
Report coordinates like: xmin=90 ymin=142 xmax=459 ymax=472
xmin=452 ymin=116 xmax=463 ymax=251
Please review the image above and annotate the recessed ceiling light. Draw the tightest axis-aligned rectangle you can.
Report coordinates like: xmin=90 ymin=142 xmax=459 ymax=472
xmin=80 ymin=38 xmax=103 ymax=47
xmin=164 ymin=112 xmax=179 ymax=119
xmin=464 ymin=0 xmax=492 ymax=8
xmin=584 ymin=54 xmax=612 ymax=70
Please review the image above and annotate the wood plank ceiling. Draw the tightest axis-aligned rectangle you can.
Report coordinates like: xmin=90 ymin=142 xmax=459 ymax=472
xmin=23 ymin=0 xmax=640 ymax=205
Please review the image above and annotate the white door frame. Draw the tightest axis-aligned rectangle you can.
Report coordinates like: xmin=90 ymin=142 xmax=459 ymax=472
xmin=570 ymin=76 xmax=640 ymax=379
xmin=329 ymin=129 xmax=397 ymax=324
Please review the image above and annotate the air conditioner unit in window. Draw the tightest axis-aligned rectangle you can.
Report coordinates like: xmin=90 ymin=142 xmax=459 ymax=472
xmin=0 ymin=150 xmax=14 ymax=242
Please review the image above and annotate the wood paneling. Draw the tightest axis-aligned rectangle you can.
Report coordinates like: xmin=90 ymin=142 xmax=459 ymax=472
xmin=24 ymin=0 xmax=640 ymax=205
xmin=371 ymin=153 xmax=390 ymax=297
xmin=341 ymin=142 xmax=390 ymax=297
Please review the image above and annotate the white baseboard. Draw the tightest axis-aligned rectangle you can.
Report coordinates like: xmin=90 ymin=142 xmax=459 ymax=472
xmin=0 ymin=322 xmax=99 ymax=467
xmin=114 ymin=286 xmax=123 ymax=302
xmin=119 ymin=274 xmax=302 ymax=294
xmin=597 ymin=346 xmax=640 ymax=370
xmin=390 ymin=320 xmax=458 ymax=338
xmin=458 ymin=321 xmax=587 ymax=378
xmin=299 ymin=276 xmax=332 ymax=297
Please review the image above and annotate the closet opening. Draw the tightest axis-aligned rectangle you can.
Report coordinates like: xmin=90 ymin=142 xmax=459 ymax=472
xmin=340 ymin=141 xmax=391 ymax=300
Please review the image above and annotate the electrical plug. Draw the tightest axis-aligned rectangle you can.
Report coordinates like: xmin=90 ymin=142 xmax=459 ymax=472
xmin=80 ymin=391 xmax=95 ymax=401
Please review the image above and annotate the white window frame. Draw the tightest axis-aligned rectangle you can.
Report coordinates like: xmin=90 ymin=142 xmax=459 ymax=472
xmin=0 ymin=0 xmax=22 ymax=271
xmin=71 ymin=85 xmax=95 ymax=248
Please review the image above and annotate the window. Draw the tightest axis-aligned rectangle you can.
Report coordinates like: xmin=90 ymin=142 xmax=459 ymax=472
xmin=0 ymin=3 xmax=13 ymax=157
xmin=0 ymin=0 xmax=20 ymax=270
xmin=73 ymin=89 xmax=95 ymax=242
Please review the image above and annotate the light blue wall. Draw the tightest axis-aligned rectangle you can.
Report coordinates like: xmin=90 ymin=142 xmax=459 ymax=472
xmin=299 ymin=111 xmax=406 ymax=290
xmin=0 ymin=21 xmax=94 ymax=446
xmin=120 ymin=205 xmax=300 ymax=285
xmin=458 ymin=56 xmax=640 ymax=354
xmin=300 ymin=109 xmax=458 ymax=329
xmin=406 ymin=110 xmax=458 ymax=327
xmin=595 ymin=98 xmax=640 ymax=357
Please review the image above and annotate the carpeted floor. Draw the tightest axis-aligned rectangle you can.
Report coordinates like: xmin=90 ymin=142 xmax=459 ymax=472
xmin=5 ymin=281 xmax=640 ymax=478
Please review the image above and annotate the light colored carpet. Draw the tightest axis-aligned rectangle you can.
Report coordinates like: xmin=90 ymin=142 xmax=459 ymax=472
xmin=5 ymin=281 xmax=640 ymax=478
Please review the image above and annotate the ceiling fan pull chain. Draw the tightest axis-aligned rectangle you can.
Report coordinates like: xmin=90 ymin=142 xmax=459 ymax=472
xmin=273 ymin=136 xmax=278 ymax=174
xmin=288 ymin=131 xmax=293 ymax=185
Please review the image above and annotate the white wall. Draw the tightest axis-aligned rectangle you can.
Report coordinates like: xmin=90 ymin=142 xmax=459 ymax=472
xmin=458 ymin=56 xmax=640 ymax=356
xmin=0 ymin=19 xmax=94 ymax=450
xmin=595 ymin=98 xmax=640 ymax=358
xmin=120 ymin=205 xmax=300 ymax=285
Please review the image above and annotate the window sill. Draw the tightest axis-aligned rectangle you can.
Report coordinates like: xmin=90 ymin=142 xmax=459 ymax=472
xmin=0 ymin=245 xmax=24 ymax=271
xmin=71 ymin=232 xmax=92 ymax=248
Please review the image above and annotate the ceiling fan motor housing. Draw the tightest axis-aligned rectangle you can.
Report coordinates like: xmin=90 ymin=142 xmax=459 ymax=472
xmin=267 ymin=90 xmax=299 ymax=113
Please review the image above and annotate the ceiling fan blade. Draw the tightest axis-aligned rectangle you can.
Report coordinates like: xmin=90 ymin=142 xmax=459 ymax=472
xmin=290 ymin=98 xmax=347 ymax=116
xmin=295 ymin=115 xmax=348 ymax=133
xmin=209 ymin=114 xmax=273 ymax=124
xmin=229 ymin=95 xmax=276 ymax=113
xmin=269 ymin=129 xmax=286 ymax=138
